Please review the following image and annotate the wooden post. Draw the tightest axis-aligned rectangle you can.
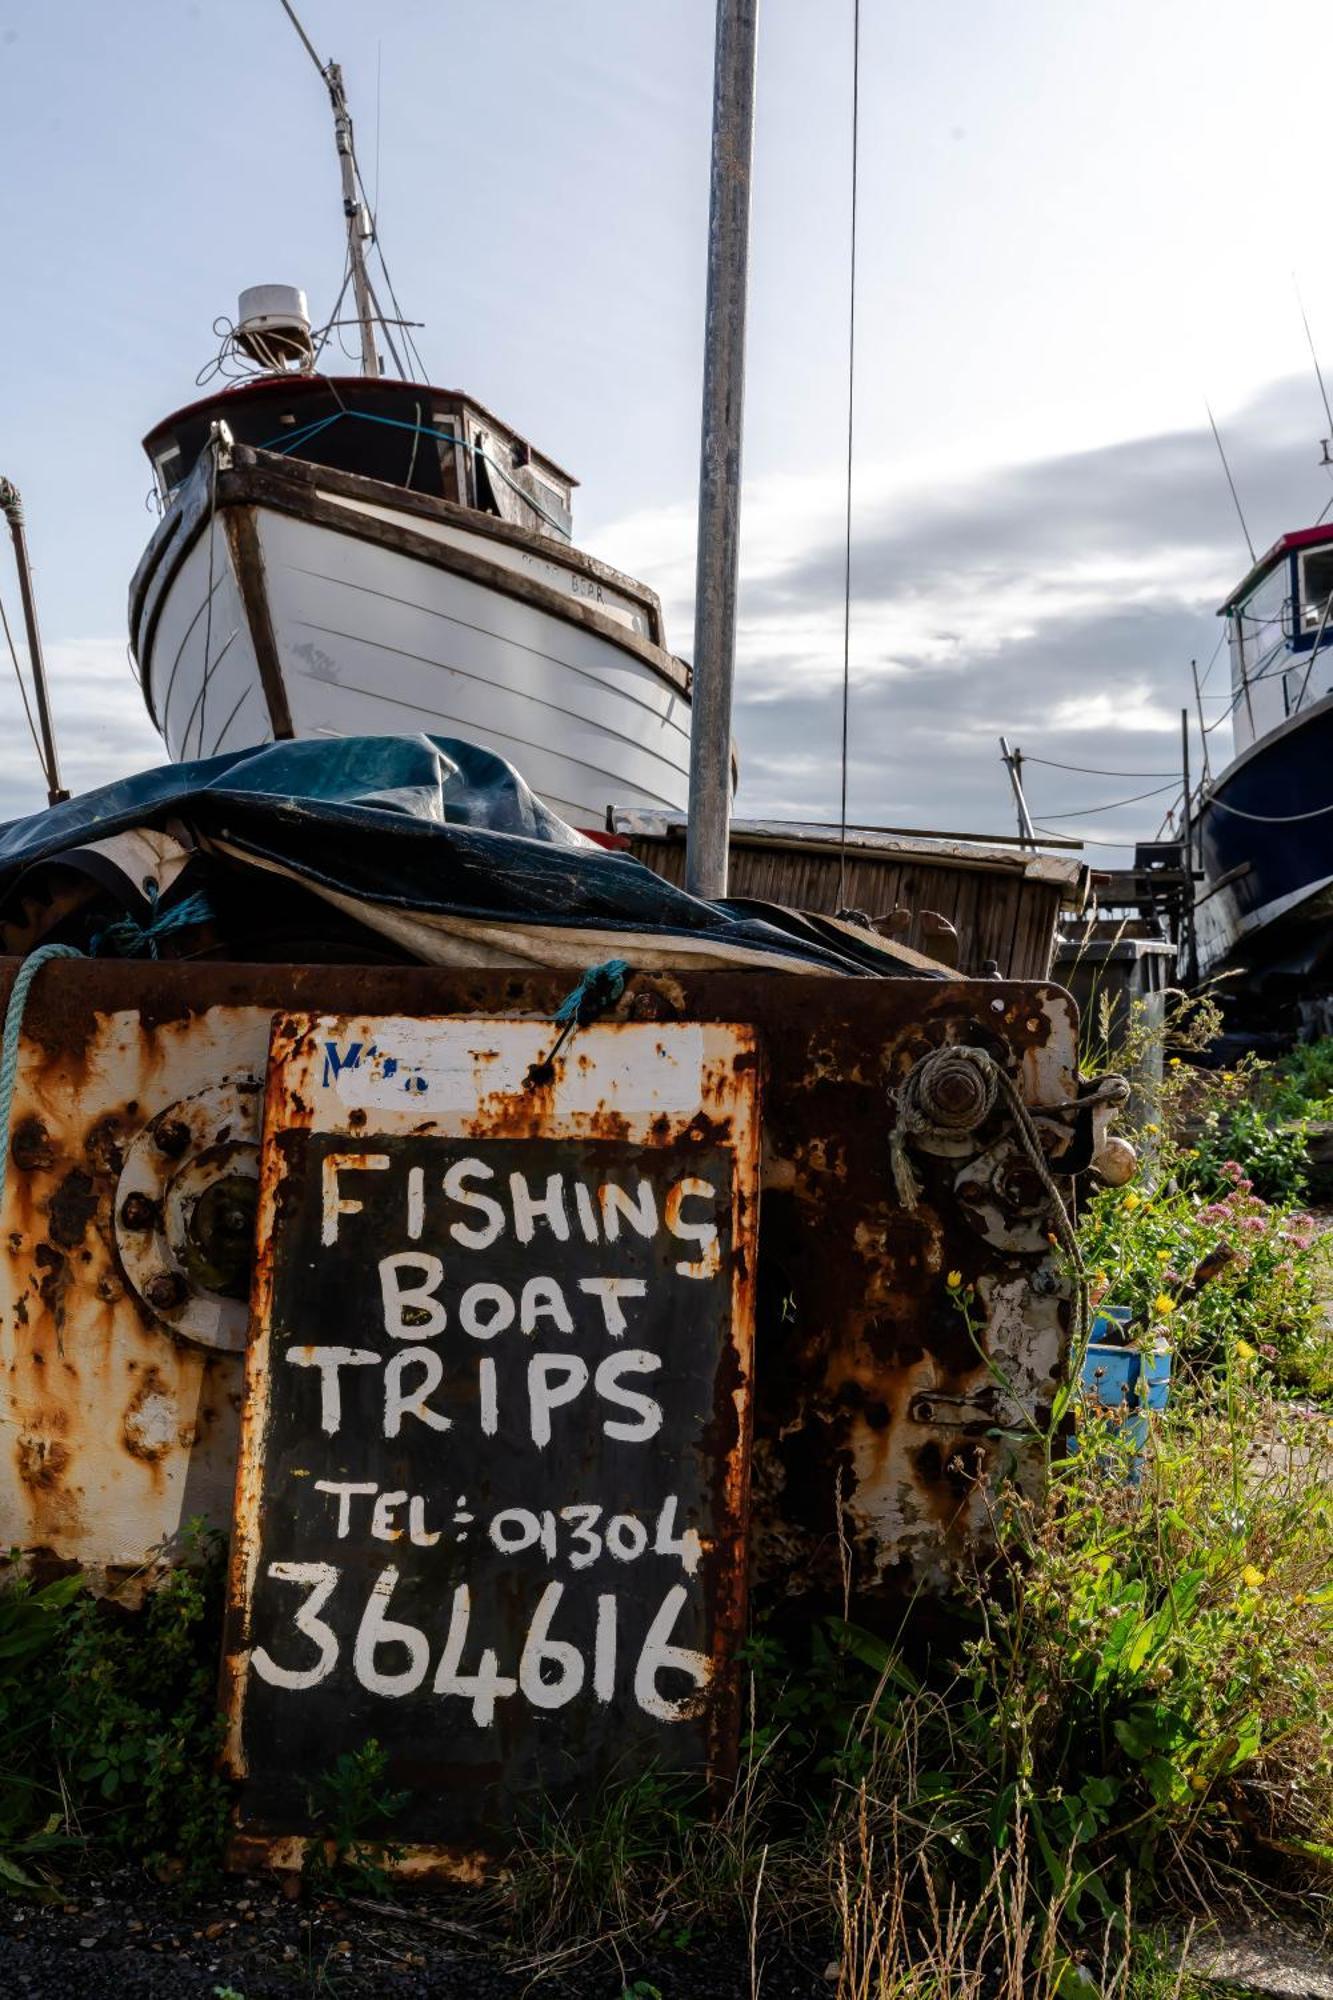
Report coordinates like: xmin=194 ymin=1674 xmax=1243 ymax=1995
xmin=685 ymin=0 xmax=760 ymax=902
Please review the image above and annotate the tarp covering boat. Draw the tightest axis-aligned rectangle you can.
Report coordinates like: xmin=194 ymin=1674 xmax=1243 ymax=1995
xmin=0 ymin=735 xmax=940 ymax=977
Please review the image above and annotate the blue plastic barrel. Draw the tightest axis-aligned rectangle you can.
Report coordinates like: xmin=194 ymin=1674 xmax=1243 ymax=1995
xmin=1081 ymin=1324 xmax=1171 ymax=1476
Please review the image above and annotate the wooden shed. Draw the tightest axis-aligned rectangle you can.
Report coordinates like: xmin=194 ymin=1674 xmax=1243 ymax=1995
xmin=613 ymin=813 xmax=1091 ymax=982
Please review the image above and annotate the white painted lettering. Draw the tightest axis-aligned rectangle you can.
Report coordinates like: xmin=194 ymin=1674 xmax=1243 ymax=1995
xmin=599 ymin=1179 xmax=658 ymax=1242
xmin=371 ymin=1490 xmax=407 ymax=1541
xmin=320 ymin=1153 xmax=390 ymax=1246
xmin=520 ymin=1275 xmax=573 ymax=1335
xmin=593 ymin=1592 xmax=617 ymax=1703
xmin=379 ymin=1253 xmax=448 ymax=1339
xmin=478 ymin=1355 xmax=499 ymax=1435
xmin=595 ymin=1349 xmax=663 ymax=1441
xmin=573 ymin=1181 xmax=600 ymax=1244
xmin=286 ymin=1345 xmax=380 ymax=1435
xmin=634 ymin=1583 xmax=711 ymax=1722
xmin=459 ymin=1282 xmax=515 ymax=1340
xmin=510 ymin=1171 xmax=571 ymax=1245
xmin=527 ymin=1352 xmax=589 ymax=1447
xmin=353 ymin=1565 xmax=429 ymax=1697
xmin=578 ymin=1276 xmax=647 ymax=1338
xmin=252 ymin=1562 xmax=340 ymax=1690
xmin=665 ymin=1177 xmax=721 ymax=1278
xmin=443 ymin=1158 xmax=505 ymax=1249
xmin=383 ymin=1346 xmax=452 ymax=1437
xmin=314 ymin=1479 xmax=377 ymax=1537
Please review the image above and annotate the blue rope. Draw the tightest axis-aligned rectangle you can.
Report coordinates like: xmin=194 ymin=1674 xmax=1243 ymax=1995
xmin=254 ymin=406 xmax=570 ymax=535
xmin=0 ymin=945 xmax=84 ymax=1219
xmin=89 ymin=888 xmax=215 ymax=960
xmin=553 ymin=958 xmax=630 ymax=1029
xmin=527 ymin=959 xmax=631 ymax=1087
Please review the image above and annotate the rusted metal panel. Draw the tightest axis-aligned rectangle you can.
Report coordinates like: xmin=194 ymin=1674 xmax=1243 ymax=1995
xmin=220 ymin=1016 xmax=759 ymax=1871
xmin=0 ymin=959 xmax=1082 ymax=1614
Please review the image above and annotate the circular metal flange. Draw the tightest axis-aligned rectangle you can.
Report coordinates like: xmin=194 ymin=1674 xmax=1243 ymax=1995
xmin=114 ymin=1074 xmax=263 ymax=1351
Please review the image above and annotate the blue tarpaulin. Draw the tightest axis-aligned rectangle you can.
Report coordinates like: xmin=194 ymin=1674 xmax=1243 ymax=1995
xmin=0 ymin=736 xmax=934 ymax=977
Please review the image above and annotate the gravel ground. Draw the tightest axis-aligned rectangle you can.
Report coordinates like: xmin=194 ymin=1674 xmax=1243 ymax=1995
xmin=0 ymin=1868 xmax=834 ymax=1997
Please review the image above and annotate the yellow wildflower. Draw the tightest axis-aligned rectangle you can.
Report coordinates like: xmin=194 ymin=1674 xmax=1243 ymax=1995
xmin=1145 ymin=1122 xmax=1160 ymax=1135
xmin=1234 ymin=1339 xmax=1256 ymax=1363
xmin=1123 ymin=1189 xmax=1141 ymax=1211
xmin=1169 ymin=1057 xmax=1182 ymax=1068
xmin=945 ymin=1269 xmax=963 ymax=1290
xmin=1153 ymin=1293 xmax=1176 ymax=1317
xmin=1156 ymin=1248 xmax=1171 ymax=1261
xmin=1189 ymin=1772 xmax=1208 ymax=1793
xmin=1241 ymin=1564 xmax=1265 ymax=1589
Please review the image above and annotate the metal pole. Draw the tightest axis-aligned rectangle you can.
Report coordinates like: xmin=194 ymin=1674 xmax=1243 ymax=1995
xmin=275 ymin=5 xmax=381 ymax=379
xmin=1180 ymin=707 xmax=1198 ymax=987
xmin=685 ymin=0 xmax=760 ymax=901
xmin=998 ymin=736 xmax=1036 ymax=847
xmin=1189 ymin=656 xmax=1211 ymax=785
xmin=0 ymin=479 xmax=67 ymax=805
xmin=326 ymin=62 xmax=381 ymax=380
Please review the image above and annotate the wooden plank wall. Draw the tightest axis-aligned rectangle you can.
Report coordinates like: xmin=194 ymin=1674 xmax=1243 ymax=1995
xmin=629 ymin=838 xmax=1064 ymax=981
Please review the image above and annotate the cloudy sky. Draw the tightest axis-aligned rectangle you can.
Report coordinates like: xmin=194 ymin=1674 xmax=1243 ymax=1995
xmin=3 ymin=0 xmax=1333 ymax=855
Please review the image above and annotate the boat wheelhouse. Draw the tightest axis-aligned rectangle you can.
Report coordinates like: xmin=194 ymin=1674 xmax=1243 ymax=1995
xmin=1194 ymin=524 xmax=1333 ymax=980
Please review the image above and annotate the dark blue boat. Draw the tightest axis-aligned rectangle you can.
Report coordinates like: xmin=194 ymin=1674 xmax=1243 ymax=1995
xmin=1195 ymin=527 xmax=1333 ymax=982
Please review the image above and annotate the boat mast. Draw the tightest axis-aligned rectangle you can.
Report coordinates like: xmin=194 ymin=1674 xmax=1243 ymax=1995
xmin=0 ymin=478 xmax=67 ymax=806
xmin=277 ymin=0 xmax=381 ymax=379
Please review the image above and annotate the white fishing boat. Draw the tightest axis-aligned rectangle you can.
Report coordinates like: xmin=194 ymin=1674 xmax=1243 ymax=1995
xmin=128 ymin=38 xmax=694 ymax=835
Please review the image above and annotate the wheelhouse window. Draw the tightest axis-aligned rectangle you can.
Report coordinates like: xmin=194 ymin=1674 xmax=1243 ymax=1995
xmin=152 ymin=443 xmax=183 ymax=506
xmin=1229 ymin=558 xmax=1289 ymax=689
xmin=1298 ymin=546 xmax=1333 ymax=644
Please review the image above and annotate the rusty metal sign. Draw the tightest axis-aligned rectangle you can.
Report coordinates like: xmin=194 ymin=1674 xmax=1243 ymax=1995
xmin=221 ymin=1014 xmax=759 ymax=1871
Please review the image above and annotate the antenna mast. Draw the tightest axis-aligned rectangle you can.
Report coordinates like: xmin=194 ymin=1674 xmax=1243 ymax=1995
xmin=277 ymin=0 xmax=380 ymax=379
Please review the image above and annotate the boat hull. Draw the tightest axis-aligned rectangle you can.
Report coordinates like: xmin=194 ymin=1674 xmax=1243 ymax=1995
xmin=1195 ymin=692 xmax=1333 ymax=978
xmin=129 ymin=446 xmax=693 ymax=831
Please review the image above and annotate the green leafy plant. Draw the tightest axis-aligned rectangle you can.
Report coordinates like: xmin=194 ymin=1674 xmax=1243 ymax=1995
xmin=0 ymin=1524 xmax=231 ymax=1894
xmin=305 ymin=1738 xmax=409 ymax=1896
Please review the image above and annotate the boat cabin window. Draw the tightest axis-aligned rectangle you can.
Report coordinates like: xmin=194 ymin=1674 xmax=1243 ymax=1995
xmin=152 ymin=443 xmax=184 ymax=506
xmin=1230 ymin=559 xmax=1289 ymax=687
xmin=1298 ymin=547 xmax=1333 ymax=643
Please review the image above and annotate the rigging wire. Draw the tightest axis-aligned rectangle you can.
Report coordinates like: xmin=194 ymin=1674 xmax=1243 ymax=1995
xmin=1295 ymin=274 xmax=1333 ymax=445
xmin=1021 ymin=756 xmax=1175 ymax=779
xmin=1205 ymin=399 xmax=1256 ymax=564
xmin=1194 ymin=624 xmax=1228 ymax=692
xmin=1031 ymin=780 xmax=1180 ymax=820
xmin=836 ymin=0 xmax=860 ymax=911
xmin=1207 ymin=792 xmax=1333 ymax=825
xmin=0 ymin=588 xmax=45 ymax=770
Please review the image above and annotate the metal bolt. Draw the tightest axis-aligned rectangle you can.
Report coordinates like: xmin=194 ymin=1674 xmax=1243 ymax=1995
xmin=145 ymin=1271 xmax=187 ymax=1312
xmin=154 ymin=1119 xmax=190 ymax=1158
xmin=119 ymin=1192 xmax=158 ymax=1232
xmin=10 ymin=1118 xmax=53 ymax=1173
